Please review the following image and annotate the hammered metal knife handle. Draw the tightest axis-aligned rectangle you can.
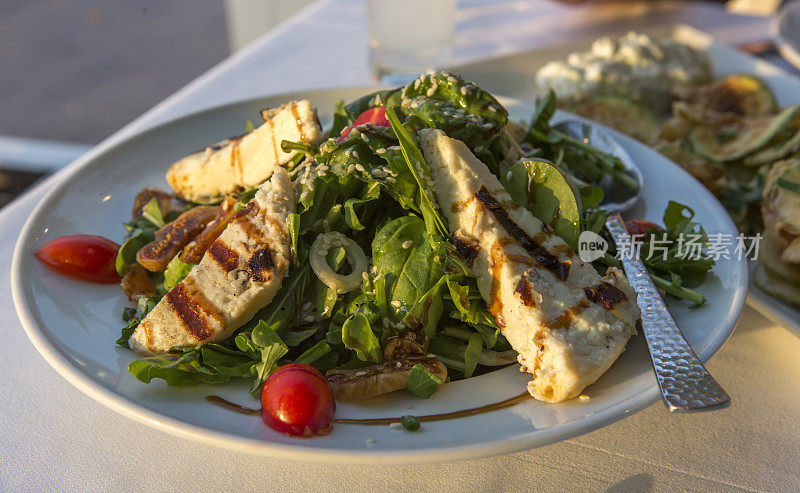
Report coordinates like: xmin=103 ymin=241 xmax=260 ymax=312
xmin=605 ymin=213 xmax=730 ymax=412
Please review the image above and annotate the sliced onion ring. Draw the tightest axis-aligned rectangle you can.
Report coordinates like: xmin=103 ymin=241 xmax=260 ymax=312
xmin=309 ymin=232 xmax=368 ymax=293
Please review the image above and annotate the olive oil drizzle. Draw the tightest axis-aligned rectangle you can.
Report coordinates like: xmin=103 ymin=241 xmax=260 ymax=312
xmin=205 ymin=392 xmax=533 ymax=425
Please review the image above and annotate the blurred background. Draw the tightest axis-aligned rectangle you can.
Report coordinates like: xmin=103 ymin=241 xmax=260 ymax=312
xmin=0 ymin=0 xmax=790 ymax=206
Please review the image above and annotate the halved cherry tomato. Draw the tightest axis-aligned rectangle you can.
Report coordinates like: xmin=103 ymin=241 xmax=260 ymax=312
xmin=34 ymin=234 xmax=121 ymax=284
xmin=261 ymin=363 xmax=335 ymax=437
xmin=337 ymin=107 xmax=390 ymax=142
xmin=624 ymin=219 xmax=663 ymax=237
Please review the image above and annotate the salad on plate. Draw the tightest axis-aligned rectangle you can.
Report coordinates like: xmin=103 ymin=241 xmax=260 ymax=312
xmin=34 ymin=72 xmax=715 ymax=437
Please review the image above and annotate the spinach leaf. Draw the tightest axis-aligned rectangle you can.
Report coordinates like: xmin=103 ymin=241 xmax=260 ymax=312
xmin=115 ymin=228 xmax=154 ymax=276
xmin=501 ymin=159 xmax=582 ymax=250
xmin=406 ymin=364 xmax=443 ymax=398
xmin=372 ymin=216 xmax=447 ymax=315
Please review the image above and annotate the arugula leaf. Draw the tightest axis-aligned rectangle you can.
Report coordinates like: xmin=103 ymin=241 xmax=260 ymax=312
xmin=116 ymin=295 xmax=159 ymax=348
xmin=385 ymin=107 xmax=449 ymax=238
xmin=406 ymin=364 xmax=443 ymax=398
xmin=243 ymin=265 xmax=311 ymax=334
xmin=128 ymin=351 xmax=231 ymax=386
xmin=294 ymin=341 xmax=332 ymax=365
xmin=463 ymin=333 xmax=483 ymax=378
xmin=342 ymin=312 xmax=382 ymax=363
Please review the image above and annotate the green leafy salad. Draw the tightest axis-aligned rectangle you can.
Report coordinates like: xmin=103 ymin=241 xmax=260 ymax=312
xmin=116 ymin=71 xmax=715 ymax=400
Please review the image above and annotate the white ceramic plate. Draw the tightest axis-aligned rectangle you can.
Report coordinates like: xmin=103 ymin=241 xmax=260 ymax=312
xmin=454 ymin=24 xmax=800 ymax=336
xmin=12 ymin=88 xmax=747 ymax=463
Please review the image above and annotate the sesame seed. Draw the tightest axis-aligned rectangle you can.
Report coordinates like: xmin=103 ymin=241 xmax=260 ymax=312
xmin=347 ymin=164 xmax=356 ymax=174
xmin=427 ymin=354 xmax=435 ymax=358
xmin=402 ymin=240 xmax=412 ymax=249
xmin=362 ymin=271 xmax=369 ymax=280
xmin=344 ymin=150 xmax=352 ymax=157
xmin=391 ymin=300 xmax=402 ymax=308
xmin=304 ymin=315 xmax=314 ymax=322
xmin=356 ymin=371 xmax=367 ymax=376
xmin=371 ymin=265 xmax=378 ymax=274
xmin=426 ymin=85 xmax=437 ymax=97
xmin=396 ymin=361 xmax=402 ymax=368
xmin=355 ymin=164 xmax=365 ymax=172
xmin=506 ymin=170 xmax=513 ymax=181
xmin=410 ymin=101 xmax=419 ymax=109
xmin=301 ymin=302 xmax=311 ymax=311
xmin=386 ymin=176 xmax=396 ymax=184
xmin=461 ymin=86 xmax=470 ymax=96
xmin=447 ymin=76 xmax=457 ymax=84
xmin=413 ymin=79 xmax=420 ymax=89
xmin=389 ymin=422 xmax=403 ymax=430
xmin=337 ymin=288 xmax=347 ymax=294
xmin=376 ymin=148 xmax=386 ymax=154
xmin=394 ymin=323 xmax=404 ymax=330
xmin=488 ymin=106 xmax=497 ymax=112
xmin=579 ymin=395 xmax=591 ymax=401
xmin=361 ymin=134 xmax=369 ymax=143
xmin=353 ymin=151 xmax=359 ymax=159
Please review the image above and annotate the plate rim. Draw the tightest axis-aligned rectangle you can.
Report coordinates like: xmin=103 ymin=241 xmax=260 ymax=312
xmin=11 ymin=87 xmax=748 ymax=463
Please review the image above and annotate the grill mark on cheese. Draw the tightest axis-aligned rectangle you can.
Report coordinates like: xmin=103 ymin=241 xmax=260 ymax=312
xmin=475 ymin=186 xmax=571 ymax=281
xmin=248 ymin=248 xmax=275 ymax=282
xmin=451 ymin=232 xmax=480 ymax=267
xmin=544 ymin=299 xmax=591 ymax=330
xmin=182 ymin=275 xmax=225 ymax=322
xmin=514 ymin=273 xmax=537 ymax=307
xmin=231 ymin=136 xmax=243 ymax=182
xmin=207 ymin=240 xmax=239 ymax=272
xmin=268 ymin=116 xmax=279 ymax=163
xmin=488 ymin=239 xmax=513 ymax=328
xmin=165 ymin=282 xmax=214 ymax=341
xmin=290 ymin=102 xmax=307 ymax=142
xmin=584 ymin=282 xmax=629 ymax=310
xmin=235 ymin=214 xmax=270 ymax=250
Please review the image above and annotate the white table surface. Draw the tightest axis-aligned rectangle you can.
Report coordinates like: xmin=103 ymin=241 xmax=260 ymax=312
xmin=4 ymin=1 xmax=799 ymax=491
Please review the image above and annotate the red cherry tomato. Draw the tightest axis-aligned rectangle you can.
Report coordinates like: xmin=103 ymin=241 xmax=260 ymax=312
xmin=34 ymin=234 xmax=121 ymax=284
xmin=625 ymin=219 xmax=662 ymax=237
xmin=261 ymin=363 xmax=335 ymax=437
xmin=271 ymin=363 xmax=326 ymax=381
xmin=337 ymin=107 xmax=390 ymax=142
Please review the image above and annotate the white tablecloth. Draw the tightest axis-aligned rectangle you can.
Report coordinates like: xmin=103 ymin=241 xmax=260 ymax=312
xmin=3 ymin=1 xmax=799 ymax=490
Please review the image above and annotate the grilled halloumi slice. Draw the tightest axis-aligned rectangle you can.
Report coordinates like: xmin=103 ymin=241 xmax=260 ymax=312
xmin=166 ymin=100 xmax=320 ymax=201
xmin=130 ymin=167 xmax=296 ymax=355
xmin=419 ymin=128 xmax=640 ymax=403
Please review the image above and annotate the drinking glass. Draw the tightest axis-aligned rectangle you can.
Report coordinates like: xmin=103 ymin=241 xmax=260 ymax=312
xmin=367 ymin=0 xmax=456 ymax=85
